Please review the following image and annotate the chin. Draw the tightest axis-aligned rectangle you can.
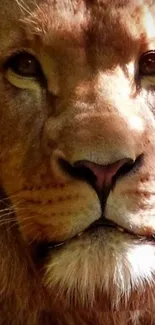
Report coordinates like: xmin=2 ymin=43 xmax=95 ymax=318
xmin=44 ymin=226 xmax=155 ymax=309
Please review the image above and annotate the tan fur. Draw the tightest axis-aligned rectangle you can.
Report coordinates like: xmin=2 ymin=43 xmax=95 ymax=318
xmin=0 ymin=0 xmax=155 ymax=324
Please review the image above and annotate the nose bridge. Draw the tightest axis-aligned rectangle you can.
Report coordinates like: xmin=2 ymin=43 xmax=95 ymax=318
xmin=75 ymin=69 xmax=144 ymax=139
xmin=96 ymin=69 xmax=132 ymax=112
xmin=73 ymin=72 xmax=144 ymax=162
xmin=73 ymin=69 xmax=139 ymax=137
xmin=44 ymin=69 xmax=145 ymax=167
xmin=75 ymin=67 xmax=132 ymax=116
xmin=50 ymin=105 xmax=143 ymax=168
xmin=67 ymin=113 xmax=139 ymax=164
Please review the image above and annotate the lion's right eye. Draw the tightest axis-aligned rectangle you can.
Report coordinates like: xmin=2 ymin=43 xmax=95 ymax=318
xmin=5 ymin=52 xmax=42 ymax=79
xmin=4 ymin=52 xmax=45 ymax=90
xmin=139 ymin=50 xmax=155 ymax=76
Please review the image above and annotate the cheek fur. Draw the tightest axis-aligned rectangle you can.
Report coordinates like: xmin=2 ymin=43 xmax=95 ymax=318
xmin=12 ymin=180 xmax=101 ymax=242
xmin=105 ymin=170 xmax=155 ymax=236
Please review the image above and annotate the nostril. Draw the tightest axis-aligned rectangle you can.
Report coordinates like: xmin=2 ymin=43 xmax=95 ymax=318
xmin=59 ymin=157 xmax=135 ymax=193
xmin=74 ymin=158 xmax=134 ymax=192
xmin=59 ymin=158 xmax=97 ymax=187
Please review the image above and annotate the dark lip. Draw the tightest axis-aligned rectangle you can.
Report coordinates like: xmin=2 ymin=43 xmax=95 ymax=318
xmin=43 ymin=217 xmax=139 ymax=250
xmin=87 ymin=217 xmax=117 ymax=230
xmin=34 ymin=217 xmax=155 ymax=263
xmin=34 ymin=220 xmax=118 ymax=261
xmin=45 ymin=217 xmax=122 ymax=250
xmin=48 ymin=216 xmax=139 ymax=249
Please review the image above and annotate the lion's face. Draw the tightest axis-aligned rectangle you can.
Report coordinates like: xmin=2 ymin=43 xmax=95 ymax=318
xmin=1 ymin=0 xmax=155 ymax=314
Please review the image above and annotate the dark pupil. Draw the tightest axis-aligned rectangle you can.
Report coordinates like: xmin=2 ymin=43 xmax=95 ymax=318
xmin=12 ymin=54 xmax=38 ymax=76
xmin=140 ymin=51 xmax=155 ymax=75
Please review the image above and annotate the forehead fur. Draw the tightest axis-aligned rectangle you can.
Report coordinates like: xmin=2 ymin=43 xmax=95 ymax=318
xmin=0 ymin=0 xmax=155 ymax=69
xmin=20 ymin=0 xmax=151 ymax=36
xmin=17 ymin=0 xmax=155 ymax=66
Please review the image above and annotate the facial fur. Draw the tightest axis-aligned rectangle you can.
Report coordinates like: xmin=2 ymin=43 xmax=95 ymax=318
xmin=1 ymin=0 xmax=155 ymax=324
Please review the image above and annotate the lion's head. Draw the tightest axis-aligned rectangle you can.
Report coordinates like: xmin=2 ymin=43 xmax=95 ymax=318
xmin=1 ymin=0 xmax=155 ymax=324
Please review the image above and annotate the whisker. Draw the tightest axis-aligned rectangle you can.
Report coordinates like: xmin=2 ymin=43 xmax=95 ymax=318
xmin=15 ymin=0 xmax=32 ymax=15
xmin=0 ymin=206 xmax=26 ymax=217
xmin=0 ymin=211 xmax=16 ymax=219
xmin=0 ymin=214 xmax=38 ymax=232
xmin=0 ymin=219 xmax=15 ymax=227
xmin=0 ymin=193 xmax=22 ymax=205
xmin=0 ymin=206 xmax=16 ymax=213
xmin=28 ymin=232 xmax=41 ymax=245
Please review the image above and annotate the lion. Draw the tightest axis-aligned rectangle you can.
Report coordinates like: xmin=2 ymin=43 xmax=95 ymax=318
xmin=0 ymin=0 xmax=155 ymax=324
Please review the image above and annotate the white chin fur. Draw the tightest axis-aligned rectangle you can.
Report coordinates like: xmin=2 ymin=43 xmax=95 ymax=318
xmin=45 ymin=229 xmax=155 ymax=309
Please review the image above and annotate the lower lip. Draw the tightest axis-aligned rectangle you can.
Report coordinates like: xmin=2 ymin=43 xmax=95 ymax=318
xmin=36 ymin=225 xmax=153 ymax=262
xmin=50 ymin=224 xmax=154 ymax=250
xmin=48 ymin=224 xmax=125 ymax=249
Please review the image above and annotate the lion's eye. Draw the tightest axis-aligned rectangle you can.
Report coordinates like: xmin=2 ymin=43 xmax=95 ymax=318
xmin=5 ymin=52 xmax=42 ymax=78
xmin=139 ymin=50 xmax=155 ymax=76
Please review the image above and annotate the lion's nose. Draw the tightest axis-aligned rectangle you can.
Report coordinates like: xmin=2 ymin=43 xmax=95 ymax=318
xmin=74 ymin=158 xmax=134 ymax=192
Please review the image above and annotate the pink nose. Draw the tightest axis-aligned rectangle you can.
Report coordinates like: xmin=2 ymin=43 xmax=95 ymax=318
xmin=75 ymin=158 xmax=133 ymax=191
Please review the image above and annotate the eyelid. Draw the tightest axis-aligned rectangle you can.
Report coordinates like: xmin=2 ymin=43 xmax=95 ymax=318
xmin=5 ymin=68 xmax=42 ymax=91
xmin=3 ymin=48 xmax=38 ymax=66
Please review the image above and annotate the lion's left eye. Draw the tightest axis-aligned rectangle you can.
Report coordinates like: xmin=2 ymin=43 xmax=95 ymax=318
xmin=139 ymin=50 xmax=155 ymax=76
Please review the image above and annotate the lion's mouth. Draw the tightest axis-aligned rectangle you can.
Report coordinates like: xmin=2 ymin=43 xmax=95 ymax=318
xmin=35 ymin=216 xmax=148 ymax=263
xmin=36 ymin=214 xmax=155 ymax=264
xmin=49 ymin=218 xmax=129 ymax=248
xmin=35 ymin=219 xmax=126 ymax=261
